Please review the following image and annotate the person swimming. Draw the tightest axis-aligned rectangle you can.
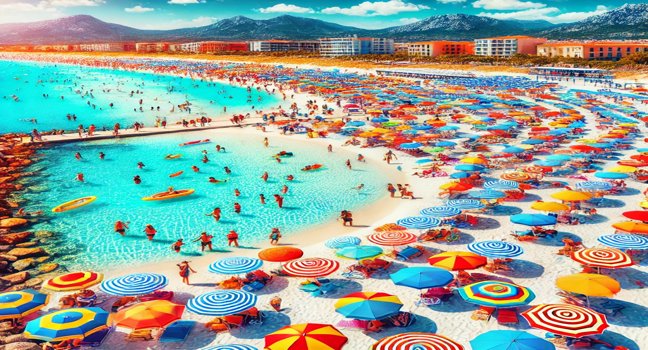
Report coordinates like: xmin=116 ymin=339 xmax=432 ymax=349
xmin=74 ymin=152 xmax=82 ymax=160
xmin=193 ymin=232 xmax=214 ymax=252
xmin=133 ymin=175 xmax=141 ymax=185
xmin=234 ymin=189 xmax=241 ymax=197
xmin=234 ymin=202 xmax=241 ymax=214
xmin=202 ymin=155 xmax=209 ymax=163
xmin=76 ymin=173 xmax=84 ymax=182
xmin=206 ymin=207 xmax=221 ymax=222
xmin=137 ymin=161 xmax=145 ymax=169
xmin=114 ymin=220 xmax=128 ymax=236
xmin=261 ymin=172 xmax=269 ymax=182
xmin=208 ymin=177 xmax=226 ymax=184
xmin=281 ymin=185 xmax=288 ymax=194
xmin=273 ymin=194 xmax=284 ymax=208
xmin=224 ymin=166 xmax=232 ymax=175
xmin=191 ymin=165 xmax=200 ymax=172
xmin=287 ymin=174 xmax=294 ymax=181
xmin=99 ymin=152 xmax=105 ymax=160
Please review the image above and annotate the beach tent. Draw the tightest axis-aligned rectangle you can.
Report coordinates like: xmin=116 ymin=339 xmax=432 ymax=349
xmin=597 ymin=234 xmax=648 ymax=250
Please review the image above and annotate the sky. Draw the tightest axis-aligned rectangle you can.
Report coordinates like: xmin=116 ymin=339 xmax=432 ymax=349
xmin=0 ymin=0 xmax=641 ymax=29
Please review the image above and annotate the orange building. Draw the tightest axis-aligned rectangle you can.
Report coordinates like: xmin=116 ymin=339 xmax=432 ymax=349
xmin=475 ymin=36 xmax=547 ymax=57
xmin=179 ymin=41 xmax=248 ymax=53
xmin=408 ymin=41 xmax=474 ymax=57
xmin=135 ymin=42 xmax=171 ymax=53
xmin=537 ymin=41 xmax=648 ymax=60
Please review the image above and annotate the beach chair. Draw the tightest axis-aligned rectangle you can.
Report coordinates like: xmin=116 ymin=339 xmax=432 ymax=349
xmin=496 ymin=309 xmax=519 ymax=325
xmin=159 ymin=320 xmax=195 ymax=343
xmin=241 ymin=281 xmax=266 ymax=292
xmin=396 ymin=246 xmax=425 ymax=261
xmin=139 ymin=290 xmax=174 ymax=302
xmin=471 ymin=306 xmax=495 ymax=321
xmin=126 ymin=329 xmax=153 ymax=341
xmin=80 ymin=327 xmax=113 ymax=347
xmin=414 ymin=297 xmax=441 ymax=307
xmin=420 ymin=287 xmax=454 ymax=302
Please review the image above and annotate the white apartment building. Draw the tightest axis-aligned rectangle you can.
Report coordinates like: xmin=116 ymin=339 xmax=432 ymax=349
xmin=319 ymin=36 xmax=394 ymax=57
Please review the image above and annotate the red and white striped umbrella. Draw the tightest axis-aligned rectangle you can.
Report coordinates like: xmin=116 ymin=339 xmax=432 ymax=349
xmin=500 ymin=172 xmax=532 ymax=182
xmin=367 ymin=231 xmax=417 ymax=247
xmin=372 ymin=332 xmax=464 ymax=350
xmin=571 ymin=248 xmax=634 ymax=269
xmin=282 ymin=258 xmax=340 ymax=278
xmin=521 ymin=304 xmax=608 ymax=338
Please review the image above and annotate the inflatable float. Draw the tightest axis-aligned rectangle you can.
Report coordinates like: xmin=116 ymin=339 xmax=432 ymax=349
xmin=52 ymin=196 xmax=97 ymax=213
xmin=301 ymin=164 xmax=323 ymax=171
xmin=165 ymin=154 xmax=182 ymax=160
xmin=142 ymin=189 xmax=195 ymax=201
xmin=180 ymin=139 xmax=210 ymax=147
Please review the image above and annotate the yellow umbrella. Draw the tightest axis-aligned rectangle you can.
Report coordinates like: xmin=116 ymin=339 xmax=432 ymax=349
xmin=459 ymin=157 xmax=487 ymax=165
xmin=607 ymin=165 xmax=637 ymax=173
xmin=371 ymin=128 xmax=391 ymax=134
xmin=550 ymin=190 xmax=592 ymax=202
xmin=531 ymin=201 xmax=569 ymax=213
xmin=556 ymin=273 xmax=620 ymax=297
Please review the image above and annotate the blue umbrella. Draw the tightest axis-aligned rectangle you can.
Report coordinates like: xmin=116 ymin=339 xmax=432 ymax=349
xmin=325 ymin=236 xmax=361 ymax=249
xmin=413 ymin=124 xmax=432 ymax=131
xmin=438 ymin=125 xmax=460 ymax=131
xmin=546 ymin=154 xmax=572 ymax=161
xmin=455 ymin=164 xmax=485 ymax=172
xmin=390 ymin=267 xmax=454 ymax=289
xmin=510 ymin=214 xmax=556 ymax=226
xmin=502 ymin=146 xmax=525 ymax=154
xmin=484 ymin=180 xmax=519 ymax=191
xmin=420 ymin=206 xmax=462 ymax=218
xmin=436 ymin=141 xmax=457 ymax=147
xmin=24 ymin=307 xmax=109 ymax=342
xmin=187 ymin=291 xmax=257 ymax=316
xmin=415 ymin=158 xmax=433 ymax=164
xmin=575 ymin=181 xmax=613 ymax=191
xmin=595 ymin=171 xmax=628 ymax=179
xmin=450 ymin=171 xmax=471 ymax=179
xmin=534 ymin=159 xmax=564 ymax=167
xmin=100 ymin=273 xmax=168 ymax=296
xmin=396 ymin=216 xmax=441 ymax=229
xmin=0 ymin=289 xmax=49 ymax=320
xmin=400 ymin=142 xmax=423 ymax=149
xmin=336 ymin=245 xmax=383 ymax=260
xmin=446 ymin=199 xmax=485 ymax=210
xmin=597 ymin=234 xmax=648 ymax=250
xmin=469 ymin=190 xmax=506 ymax=199
xmin=521 ymin=139 xmax=545 ymax=145
xmin=208 ymin=257 xmax=263 ymax=275
xmin=467 ymin=241 xmax=524 ymax=258
xmin=371 ymin=117 xmax=389 ymax=123
xmin=346 ymin=121 xmax=365 ymax=127
xmin=470 ymin=330 xmax=555 ymax=350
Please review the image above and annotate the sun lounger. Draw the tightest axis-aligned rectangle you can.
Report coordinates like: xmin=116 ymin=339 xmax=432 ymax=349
xmin=414 ymin=297 xmax=441 ymax=307
xmin=159 ymin=320 xmax=195 ymax=343
xmin=396 ymin=246 xmax=425 ymax=261
xmin=241 ymin=281 xmax=266 ymax=292
xmin=471 ymin=306 xmax=495 ymax=321
xmin=496 ymin=309 xmax=519 ymax=325
xmin=126 ymin=329 xmax=153 ymax=341
xmin=80 ymin=327 xmax=113 ymax=347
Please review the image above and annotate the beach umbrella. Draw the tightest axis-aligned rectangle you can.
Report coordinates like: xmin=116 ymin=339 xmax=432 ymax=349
xmin=282 ymin=258 xmax=340 ymax=278
xmin=100 ymin=273 xmax=168 ymax=296
xmin=204 ymin=345 xmax=258 ymax=350
xmin=186 ymin=290 xmax=257 ymax=317
xmin=336 ymin=245 xmax=383 ymax=260
xmin=467 ymin=241 xmax=524 ymax=259
xmin=510 ymin=214 xmax=556 ymax=226
xmin=483 ymin=180 xmax=519 ymax=191
xmin=258 ymin=247 xmax=304 ymax=262
xmin=556 ymin=273 xmax=620 ymax=298
xmin=454 ymin=164 xmax=485 ymax=172
xmin=400 ymin=142 xmax=423 ymax=149
xmin=437 ymin=141 xmax=457 ymax=147
xmin=446 ymin=199 xmax=484 ymax=211
xmin=372 ymin=332 xmax=464 ymax=350
xmin=612 ymin=221 xmax=648 ymax=234
xmin=468 ymin=190 xmax=506 ymax=200
xmin=550 ymin=190 xmax=592 ymax=202
xmin=208 ymin=257 xmax=263 ymax=275
xmin=575 ymin=181 xmax=613 ymax=192
xmin=0 ymin=289 xmax=49 ymax=320
xmin=470 ymin=330 xmax=554 ymax=350
xmin=597 ymin=234 xmax=648 ymax=250
xmin=334 ymin=292 xmax=403 ymax=320
xmin=390 ymin=267 xmax=454 ymax=289
xmin=571 ymin=248 xmax=634 ymax=269
xmin=460 ymin=157 xmax=487 ymax=165
xmin=607 ymin=165 xmax=637 ymax=173
xmin=457 ymin=281 xmax=535 ymax=308
xmin=622 ymin=211 xmax=648 ymax=222
xmin=594 ymin=171 xmax=628 ymax=179
xmin=500 ymin=172 xmax=532 ymax=182
xmin=428 ymin=251 xmax=487 ymax=271
xmin=420 ymin=206 xmax=462 ymax=218
xmin=43 ymin=271 xmax=103 ymax=291
xmin=524 ymin=165 xmax=552 ymax=174
xmin=534 ymin=159 xmax=564 ymax=167
xmin=367 ymin=231 xmax=417 ymax=246
xmin=396 ymin=216 xmax=441 ymax=230
xmin=325 ymin=236 xmax=361 ymax=249
xmin=24 ymin=307 xmax=109 ymax=341
xmin=439 ymin=182 xmax=473 ymax=192
xmin=265 ymin=323 xmax=348 ymax=350
xmin=450 ymin=172 xmax=471 ymax=179
xmin=530 ymin=201 xmax=569 ymax=213
xmin=502 ymin=146 xmax=525 ymax=154
xmin=113 ymin=300 xmax=184 ymax=330
xmin=521 ymin=139 xmax=545 ymax=145
xmin=521 ymin=304 xmax=608 ymax=338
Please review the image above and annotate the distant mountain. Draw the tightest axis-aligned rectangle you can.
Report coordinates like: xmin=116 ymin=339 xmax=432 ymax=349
xmin=0 ymin=6 xmax=646 ymax=45
xmin=541 ymin=4 xmax=648 ymax=39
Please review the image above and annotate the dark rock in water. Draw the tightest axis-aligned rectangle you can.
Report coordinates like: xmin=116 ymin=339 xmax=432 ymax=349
xmin=0 ymin=246 xmax=12 ymax=252
xmin=0 ymin=232 xmax=31 ymax=245
xmin=11 ymin=258 xmax=34 ymax=271
xmin=0 ymin=271 xmax=28 ymax=285
xmin=5 ymin=341 xmax=40 ymax=350
xmin=0 ymin=261 xmax=8 ymax=272
xmin=24 ymin=277 xmax=42 ymax=289
xmin=0 ymin=254 xmax=18 ymax=262
xmin=14 ymin=242 xmax=37 ymax=248
xmin=6 ymin=248 xmax=45 ymax=258
xmin=34 ymin=231 xmax=54 ymax=239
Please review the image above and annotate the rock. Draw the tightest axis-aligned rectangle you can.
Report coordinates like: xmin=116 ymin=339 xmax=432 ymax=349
xmin=0 ymin=254 xmax=17 ymax=262
xmin=0 ymin=218 xmax=27 ymax=229
xmin=5 ymin=341 xmax=40 ymax=350
xmin=14 ymin=242 xmax=36 ymax=248
xmin=6 ymin=248 xmax=45 ymax=258
xmin=0 ymin=261 xmax=8 ymax=272
xmin=3 ymin=334 xmax=27 ymax=344
xmin=0 ymin=272 xmax=28 ymax=285
xmin=0 ymin=246 xmax=10 ymax=252
xmin=34 ymin=256 xmax=50 ymax=263
xmin=34 ymin=231 xmax=53 ymax=239
xmin=24 ymin=278 xmax=42 ymax=289
xmin=11 ymin=259 xmax=34 ymax=271
xmin=0 ymin=232 xmax=31 ymax=245
xmin=5 ymin=284 xmax=25 ymax=292
xmin=37 ymin=263 xmax=57 ymax=273
xmin=0 ymin=208 xmax=11 ymax=217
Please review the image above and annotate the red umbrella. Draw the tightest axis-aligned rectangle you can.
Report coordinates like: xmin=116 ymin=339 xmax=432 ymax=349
xmin=571 ymin=248 xmax=634 ymax=269
xmin=282 ymin=258 xmax=340 ymax=278
xmin=521 ymin=304 xmax=608 ymax=338
xmin=622 ymin=211 xmax=648 ymax=223
xmin=372 ymin=332 xmax=464 ymax=350
xmin=367 ymin=231 xmax=417 ymax=247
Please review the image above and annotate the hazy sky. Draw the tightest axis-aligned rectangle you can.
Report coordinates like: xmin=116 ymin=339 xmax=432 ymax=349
xmin=0 ymin=0 xmax=641 ymax=29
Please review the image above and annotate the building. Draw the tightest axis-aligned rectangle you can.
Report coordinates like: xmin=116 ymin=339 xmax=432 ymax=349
xmin=179 ymin=41 xmax=249 ymax=54
xmin=537 ymin=41 xmax=648 ymax=60
xmin=408 ymin=41 xmax=474 ymax=57
xmin=474 ymin=36 xmax=547 ymax=57
xmin=32 ymin=44 xmax=75 ymax=52
xmin=393 ymin=43 xmax=410 ymax=54
xmin=135 ymin=42 xmax=171 ymax=53
xmin=249 ymin=40 xmax=319 ymax=52
xmin=319 ymin=36 xmax=394 ymax=57
xmin=77 ymin=42 xmax=133 ymax=52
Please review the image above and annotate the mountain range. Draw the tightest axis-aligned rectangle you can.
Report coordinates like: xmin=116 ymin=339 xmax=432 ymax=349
xmin=0 ymin=4 xmax=646 ymax=45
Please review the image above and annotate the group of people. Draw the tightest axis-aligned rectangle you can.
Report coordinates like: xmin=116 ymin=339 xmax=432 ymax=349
xmin=386 ymin=183 xmax=416 ymax=199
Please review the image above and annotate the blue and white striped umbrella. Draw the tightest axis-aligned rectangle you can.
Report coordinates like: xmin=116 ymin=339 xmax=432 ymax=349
xmin=484 ymin=180 xmax=519 ymax=191
xmin=187 ymin=291 xmax=257 ymax=316
xmin=597 ymin=234 xmax=648 ymax=250
xmin=100 ymin=273 xmax=168 ymax=296
xmin=201 ymin=345 xmax=258 ymax=350
xmin=325 ymin=236 xmax=361 ymax=249
xmin=420 ymin=206 xmax=462 ymax=218
xmin=208 ymin=257 xmax=263 ymax=275
xmin=469 ymin=190 xmax=506 ymax=199
xmin=467 ymin=241 xmax=524 ymax=258
xmin=446 ymin=199 xmax=485 ymax=210
xmin=575 ymin=181 xmax=613 ymax=191
xmin=396 ymin=216 xmax=441 ymax=229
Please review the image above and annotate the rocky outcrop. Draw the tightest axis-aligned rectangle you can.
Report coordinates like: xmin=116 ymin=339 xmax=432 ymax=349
xmin=0 ymin=232 xmax=31 ymax=245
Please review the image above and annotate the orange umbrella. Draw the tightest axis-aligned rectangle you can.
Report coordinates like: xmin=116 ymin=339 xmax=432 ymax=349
xmin=258 ymin=247 xmax=304 ymax=262
xmin=612 ymin=222 xmax=648 ymax=235
xmin=265 ymin=323 xmax=348 ymax=350
xmin=113 ymin=300 xmax=184 ymax=330
xmin=439 ymin=182 xmax=473 ymax=192
xmin=428 ymin=251 xmax=487 ymax=271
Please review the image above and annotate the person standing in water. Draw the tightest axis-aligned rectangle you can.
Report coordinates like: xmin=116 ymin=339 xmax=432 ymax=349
xmin=177 ymin=261 xmax=196 ymax=285
xmin=328 ymin=144 xmax=333 ymax=152
xmin=207 ymin=207 xmax=221 ymax=222
xmin=99 ymin=152 xmax=105 ymax=160
xmin=273 ymin=194 xmax=284 ymax=208
xmin=144 ymin=224 xmax=157 ymax=241
xmin=76 ymin=173 xmax=85 ymax=182
xmin=269 ymin=228 xmax=281 ymax=245
xmin=114 ymin=220 xmax=128 ymax=236
xmin=171 ymin=239 xmax=184 ymax=253
xmin=234 ymin=202 xmax=242 ymax=214
xmin=75 ymin=152 xmax=82 ymax=160
xmin=194 ymin=232 xmax=213 ymax=252
xmin=227 ymin=230 xmax=239 ymax=247
xmin=259 ymin=194 xmax=266 ymax=205
xmin=261 ymin=172 xmax=269 ymax=182
xmin=345 ymin=159 xmax=352 ymax=170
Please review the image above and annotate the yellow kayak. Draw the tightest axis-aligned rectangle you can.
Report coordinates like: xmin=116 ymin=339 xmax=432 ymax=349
xmin=52 ymin=196 xmax=97 ymax=213
xmin=641 ymin=201 xmax=648 ymax=209
xmin=142 ymin=189 xmax=195 ymax=201
xmin=165 ymin=154 xmax=182 ymax=160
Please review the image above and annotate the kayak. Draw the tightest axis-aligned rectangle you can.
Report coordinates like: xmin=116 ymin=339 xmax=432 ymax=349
xmin=274 ymin=151 xmax=294 ymax=158
xmin=169 ymin=171 xmax=184 ymax=178
xmin=142 ymin=189 xmax=195 ymax=201
xmin=301 ymin=164 xmax=323 ymax=171
xmin=52 ymin=196 xmax=97 ymax=213
xmin=165 ymin=154 xmax=182 ymax=160
xmin=180 ymin=139 xmax=210 ymax=147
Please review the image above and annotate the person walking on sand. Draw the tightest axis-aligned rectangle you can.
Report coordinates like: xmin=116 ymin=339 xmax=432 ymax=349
xmin=194 ymin=232 xmax=213 ymax=252
xmin=114 ymin=220 xmax=128 ymax=236
xmin=340 ymin=210 xmax=353 ymax=226
xmin=346 ymin=159 xmax=352 ymax=170
xmin=387 ymin=183 xmax=397 ymax=198
xmin=177 ymin=261 xmax=196 ymax=285
xmin=144 ymin=224 xmax=157 ymax=241
xmin=227 ymin=230 xmax=239 ymax=247
xmin=171 ymin=239 xmax=184 ymax=253
xmin=269 ymin=228 xmax=281 ymax=245
xmin=384 ymin=150 xmax=397 ymax=164
xmin=327 ymin=144 xmax=333 ymax=152
xmin=263 ymin=137 xmax=269 ymax=148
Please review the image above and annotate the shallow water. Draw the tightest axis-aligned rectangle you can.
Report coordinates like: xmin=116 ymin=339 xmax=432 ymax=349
xmin=24 ymin=131 xmax=388 ymax=269
xmin=0 ymin=60 xmax=279 ymax=133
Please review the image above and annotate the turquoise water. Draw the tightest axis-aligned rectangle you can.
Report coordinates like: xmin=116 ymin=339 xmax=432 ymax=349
xmin=0 ymin=60 xmax=278 ymax=133
xmin=24 ymin=132 xmax=388 ymax=269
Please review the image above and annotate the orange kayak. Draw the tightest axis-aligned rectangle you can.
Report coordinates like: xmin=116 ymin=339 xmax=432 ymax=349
xmin=169 ymin=171 xmax=184 ymax=178
xmin=301 ymin=164 xmax=323 ymax=171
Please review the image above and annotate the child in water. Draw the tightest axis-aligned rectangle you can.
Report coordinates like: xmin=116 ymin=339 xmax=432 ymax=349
xmin=144 ymin=224 xmax=156 ymax=241
xmin=171 ymin=239 xmax=184 ymax=253
xmin=114 ymin=221 xmax=128 ymax=236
